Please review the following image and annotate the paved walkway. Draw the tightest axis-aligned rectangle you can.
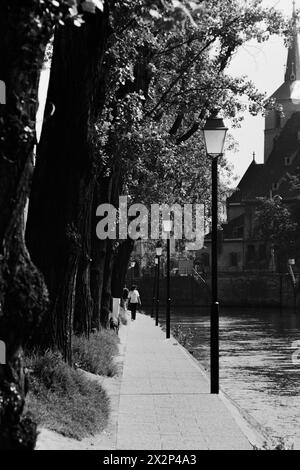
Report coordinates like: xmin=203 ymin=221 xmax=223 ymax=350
xmin=116 ymin=313 xmax=254 ymax=450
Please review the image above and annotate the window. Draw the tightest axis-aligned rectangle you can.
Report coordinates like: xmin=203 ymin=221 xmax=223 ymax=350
xmin=232 ymin=225 xmax=244 ymax=238
xmin=285 ymin=157 xmax=291 ymax=166
xmin=246 ymin=245 xmax=256 ymax=263
xmin=229 ymin=252 xmax=238 ymax=267
xmin=259 ymin=244 xmax=267 ymax=260
xmin=272 ymin=182 xmax=279 ymax=191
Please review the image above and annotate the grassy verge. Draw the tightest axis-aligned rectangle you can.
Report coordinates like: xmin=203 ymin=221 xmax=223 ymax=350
xmin=73 ymin=330 xmax=119 ymax=376
xmin=25 ymin=330 xmax=119 ymax=440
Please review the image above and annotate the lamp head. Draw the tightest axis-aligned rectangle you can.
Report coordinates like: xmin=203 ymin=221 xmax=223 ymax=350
xmin=202 ymin=114 xmax=228 ymax=157
xmin=156 ymin=247 xmax=163 ymax=257
xmin=162 ymin=220 xmax=173 ymax=233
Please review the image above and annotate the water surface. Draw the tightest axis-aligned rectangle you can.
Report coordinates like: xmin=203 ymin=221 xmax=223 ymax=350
xmin=159 ymin=306 xmax=300 ymax=446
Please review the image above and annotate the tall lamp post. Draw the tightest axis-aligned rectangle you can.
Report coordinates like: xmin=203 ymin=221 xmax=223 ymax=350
xmin=202 ymin=113 xmax=228 ymax=394
xmin=151 ymin=257 xmax=158 ymax=318
xmin=288 ymin=258 xmax=297 ymax=314
xmin=163 ymin=220 xmax=173 ymax=338
xmin=155 ymin=247 xmax=162 ymax=326
xmin=130 ymin=261 xmax=136 ymax=286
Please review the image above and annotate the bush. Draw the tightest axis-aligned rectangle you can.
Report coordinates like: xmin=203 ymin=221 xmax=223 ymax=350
xmin=72 ymin=330 xmax=119 ymax=376
xmin=172 ymin=324 xmax=194 ymax=348
xmin=25 ymin=350 xmax=109 ymax=440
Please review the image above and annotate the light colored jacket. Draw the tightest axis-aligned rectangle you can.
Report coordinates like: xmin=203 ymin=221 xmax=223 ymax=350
xmin=128 ymin=289 xmax=140 ymax=304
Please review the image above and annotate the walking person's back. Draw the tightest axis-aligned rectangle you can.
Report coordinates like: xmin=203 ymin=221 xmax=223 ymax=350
xmin=128 ymin=285 xmax=141 ymax=321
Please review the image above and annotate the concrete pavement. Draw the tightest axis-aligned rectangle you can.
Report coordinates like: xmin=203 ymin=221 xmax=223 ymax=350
xmin=115 ymin=313 xmax=254 ymax=450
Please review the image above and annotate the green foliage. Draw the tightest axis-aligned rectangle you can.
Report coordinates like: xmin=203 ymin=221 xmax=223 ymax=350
xmin=93 ymin=0 xmax=288 ymax=225
xmin=254 ymin=197 xmax=298 ymax=254
xmin=25 ymin=350 xmax=109 ymax=439
xmin=72 ymin=330 xmax=119 ymax=376
xmin=253 ymin=437 xmax=294 ymax=450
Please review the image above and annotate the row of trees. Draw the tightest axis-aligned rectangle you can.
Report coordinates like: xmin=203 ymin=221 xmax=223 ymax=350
xmin=0 ymin=0 xmax=289 ymax=449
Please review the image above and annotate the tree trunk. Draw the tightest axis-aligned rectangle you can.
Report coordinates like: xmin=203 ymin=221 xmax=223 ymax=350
xmin=111 ymin=239 xmax=135 ymax=298
xmin=100 ymin=239 xmax=114 ymax=327
xmin=26 ymin=7 xmax=110 ymax=362
xmin=0 ymin=2 xmax=50 ymax=449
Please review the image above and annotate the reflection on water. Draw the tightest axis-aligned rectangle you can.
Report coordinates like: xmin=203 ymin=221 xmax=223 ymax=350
xmin=165 ymin=307 xmax=300 ymax=445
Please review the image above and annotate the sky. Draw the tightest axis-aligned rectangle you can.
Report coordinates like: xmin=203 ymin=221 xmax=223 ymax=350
xmin=226 ymin=0 xmax=298 ymax=180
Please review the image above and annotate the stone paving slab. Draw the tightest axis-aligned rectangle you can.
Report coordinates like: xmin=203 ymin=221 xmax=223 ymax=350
xmin=116 ymin=313 xmax=253 ymax=450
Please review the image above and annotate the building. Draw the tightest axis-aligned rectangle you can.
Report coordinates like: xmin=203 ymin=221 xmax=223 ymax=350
xmin=202 ymin=8 xmax=300 ymax=273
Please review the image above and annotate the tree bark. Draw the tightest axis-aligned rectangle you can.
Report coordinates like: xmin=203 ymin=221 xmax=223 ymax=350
xmin=26 ymin=7 xmax=110 ymax=362
xmin=0 ymin=2 xmax=50 ymax=449
xmin=111 ymin=239 xmax=135 ymax=298
xmin=90 ymin=176 xmax=111 ymax=330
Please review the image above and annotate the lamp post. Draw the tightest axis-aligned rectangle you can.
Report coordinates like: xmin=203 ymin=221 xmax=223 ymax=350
xmin=151 ymin=257 xmax=158 ymax=318
xmin=202 ymin=113 xmax=228 ymax=394
xmin=163 ymin=220 xmax=173 ymax=338
xmin=288 ymin=258 xmax=297 ymax=314
xmin=155 ymin=247 xmax=162 ymax=326
xmin=130 ymin=261 xmax=136 ymax=286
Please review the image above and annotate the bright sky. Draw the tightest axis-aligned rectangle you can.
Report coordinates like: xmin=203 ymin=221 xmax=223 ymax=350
xmin=227 ymin=0 xmax=297 ymax=180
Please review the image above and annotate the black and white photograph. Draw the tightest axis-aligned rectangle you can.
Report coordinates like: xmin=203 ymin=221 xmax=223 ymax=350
xmin=1 ymin=0 xmax=300 ymax=455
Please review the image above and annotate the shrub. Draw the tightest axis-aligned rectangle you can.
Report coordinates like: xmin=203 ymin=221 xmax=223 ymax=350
xmin=72 ymin=330 xmax=119 ymax=376
xmin=172 ymin=324 xmax=194 ymax=348
xmin=25 ymin=350 xmax=109 ymax=440
xmin=253 ymin=437 xmax=294 ymax=450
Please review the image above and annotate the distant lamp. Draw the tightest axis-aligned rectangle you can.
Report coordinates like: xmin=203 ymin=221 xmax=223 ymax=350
xmin=203 ymin=115 xmax=228 ymax=157
xmin=156 ymin=246 xmax=163 ymax=257
xmin=162 ymin=220 xmax=173 ymax=233
xmin=162 ymin=221 xmax=172 ymax=339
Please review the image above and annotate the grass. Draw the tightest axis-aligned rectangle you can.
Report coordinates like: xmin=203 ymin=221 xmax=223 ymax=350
xmin=72 ymin=329 xmax=119 ymax=376
xmin=25 ymin=350 xmax=110 ymax=440
xmin=172 ymin=324 xmax=195 ymax=349
xmin=253 ymin=437 xmax=294 ymax=450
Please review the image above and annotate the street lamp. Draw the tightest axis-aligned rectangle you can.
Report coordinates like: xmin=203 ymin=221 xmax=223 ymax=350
xmin=151 ymin=257 xmax=158 ymax=318
xmin=130 ymin=261 xmax=136 ymax=286
xmin=202 ymin=113 xmax=228 ymax=394
xmin=288 ymin=258 xmax=297 ymax=314
xmin=155 ymin=247 xmax=163 ymax=326
xmin=162 ymin=220 xmax=173 ymax=338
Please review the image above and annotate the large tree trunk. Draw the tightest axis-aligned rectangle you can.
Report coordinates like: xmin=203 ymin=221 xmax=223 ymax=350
xmin=26 ymin=7 xmax=110 ymax=362
xmin=0 ymin=2 xmax=50 ymax=449
xmin=90 ymin=176 xmax=111 ymax=330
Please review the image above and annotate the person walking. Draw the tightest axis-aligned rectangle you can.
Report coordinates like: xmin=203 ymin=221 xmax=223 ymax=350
xmin=128 ymin=285 xmax=141 ymax=321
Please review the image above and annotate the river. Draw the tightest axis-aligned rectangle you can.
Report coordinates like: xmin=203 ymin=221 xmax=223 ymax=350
xmin=157 ymin=306 xmax=300 ymax=447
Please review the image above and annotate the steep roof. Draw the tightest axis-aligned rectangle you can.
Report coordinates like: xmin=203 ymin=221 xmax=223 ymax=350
xmin=272 ymin=9 xmax=300 ymax=102
xmin=228 ymin=112 xmax=300 ymax=204
xmin=262 ymin=111 xmax=300 ymax=199
xmin=227 ymin=161 xmax=266 ymax=203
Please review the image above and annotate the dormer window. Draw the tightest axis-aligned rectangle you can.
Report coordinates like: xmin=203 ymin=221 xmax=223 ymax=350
xmin=272 ymin=182 xmax=279 ymax=191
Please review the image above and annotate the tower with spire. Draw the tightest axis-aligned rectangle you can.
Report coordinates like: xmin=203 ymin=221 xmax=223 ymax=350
xmin=264 ymin=2 xmax=300 ymax=161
